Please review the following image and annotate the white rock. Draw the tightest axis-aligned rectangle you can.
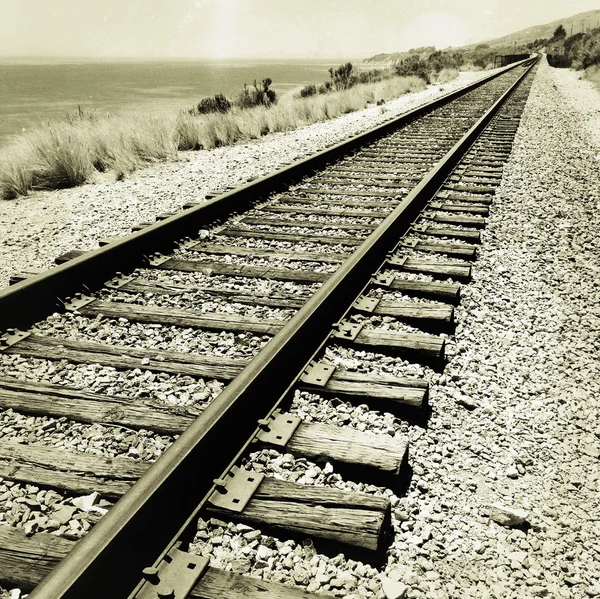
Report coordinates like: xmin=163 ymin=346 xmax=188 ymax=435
xmin=488 ymin=503 xmax=529 ymax=527
xmin=72 ymin=492 xmax=100 ymax=512
xmin=381 ymin=577 xmax=408 ymax=599
xmin=506 ymin=466 xmax=519 ymax=479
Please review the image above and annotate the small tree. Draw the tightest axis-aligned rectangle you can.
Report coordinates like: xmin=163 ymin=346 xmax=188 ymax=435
xmin=553 ymin=25 xmax=567 ymax=39
xmin=236 ymin=79 xmax=277 ymax=109
xmin=329 ymin=63 xmax=357 ymax=90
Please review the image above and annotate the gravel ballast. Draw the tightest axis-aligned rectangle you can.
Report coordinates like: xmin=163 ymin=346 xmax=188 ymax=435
xmin=1 ymin=60 xmax=599 ymax=598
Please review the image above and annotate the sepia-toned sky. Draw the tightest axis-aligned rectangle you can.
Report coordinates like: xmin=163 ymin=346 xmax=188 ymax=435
xmin=1 ymin=0 xmax=598 ymax=59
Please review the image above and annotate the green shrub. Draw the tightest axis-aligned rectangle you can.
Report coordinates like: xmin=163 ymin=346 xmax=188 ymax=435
xmin=237 ymin=79 xmax=277 ymax=109
xmin=299 ymin=84 xmax=318 ymax=97
xmin=432 ymin=68 xmax=459 ymax=84
xmin=395 ymin=55 xmax=431 ymax=83
xmin=197 ymin=94 xmax=232 ymax=114
xmin=329 ymin=63 xmax=357 ymax=90
xmin=0 ymin=71 xmax=430 ymax=200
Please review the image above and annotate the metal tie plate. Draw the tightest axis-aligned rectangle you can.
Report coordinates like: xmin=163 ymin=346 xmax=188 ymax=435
xmin=331 ymin=320 xmax=363 ymax=342
xmin=104 ymin=273 xmax=134 ymax=290
xmin=0 ymin=329 xmax=30 ymax=351
xmin=371 ymin=272 xmax=395 ymax=287
xmin=353 ymin=296 xmax=381 ymax=314
xmin=208 ymin=466 xmax=264 ymax=513
xmin=136 ymin=542 xmax=209 ymax=599
xmin=387 ymin=255 xmax=407 ymax=268
xmin=399 ymin=238 xmax=419 ymax=249
xmin=147 ymin=253 xmax=171 ymax=267
xmin=63 ymin=294 xmax=96 ymax=311
xmin=299 ymin=361 xmax=336 ymax=386
xmin=255 ymin=410 xmax=301 ymax=448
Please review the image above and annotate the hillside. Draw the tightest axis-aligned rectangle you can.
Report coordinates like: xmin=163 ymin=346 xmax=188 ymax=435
xmin=461 ymin=9 xmax=600 ymax=50
xmin=365 ymin=9 xmax=600 ymax=62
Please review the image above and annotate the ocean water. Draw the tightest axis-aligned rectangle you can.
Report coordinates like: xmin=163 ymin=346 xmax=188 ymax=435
xmin=0 ymin=58 xmax=338 ymax=147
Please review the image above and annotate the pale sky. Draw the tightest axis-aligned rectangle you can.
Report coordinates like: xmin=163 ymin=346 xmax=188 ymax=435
xmin=1 ymin=0 xmax=598 ymax=59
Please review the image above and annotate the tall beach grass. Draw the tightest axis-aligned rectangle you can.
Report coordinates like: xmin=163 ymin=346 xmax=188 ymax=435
xmin=0 ymin=75 xmax=426 ymax=200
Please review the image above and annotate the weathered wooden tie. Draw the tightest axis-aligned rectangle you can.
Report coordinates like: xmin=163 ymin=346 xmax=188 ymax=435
xmin=0 ymin=440 xmax=146 ymax=498
xmin=0 ymin=527 xmax=332 ymax=598
xmin=222 ymin=227 xmax=362 ymax=246
xmin=314 ymin=178 xmax=413 ymax=189
xmin=416 ymin=224 xmax=481 ymax=242
xmin=352 ymin=294 xmax=453 ymax=327
xmin=274 ymin=195 xmax=392 ymax=209
xmin=372 ymin=273 xmax=461 ymax=303
xmin=0 ymin=378 xmax=412 ymax=481
xmin=4 ymin=336 xmax=427 ymax=408
xmin=298 ymin=362 xmax=427 ymax=409
xmin=0 ymin=377 xmax=198 ymax=435
xmin=443 ymin=184 xmax=497 ymax=195
xmin=426 ymin=212 xmax=487 ymax=228
xmin=442 ymin=192 xmax=493 ymax=205
xmin=295 ymin=187 xmax=402 ymax=199
xmin=153 ymin=258 xmax=330 ymax=284
xmin=254 ymin=409 xmax=409 ymax=486
xmin=78 ymin=300 xmax=285 ymax=336
xmin=5 ymin=335 xmax=248 ymax=380
xmin=0 ymin=443 xmax=392 ymax=556
xmin=241 ymin=216 xmax=377 ymax=232
xmin=206 ymin=469 xmax=391 ymax=555
xmin=263 ymin=204 xmax=386 ymax=218
xmin=72 ymin=300 xmax=445 ymax=360
xmin=402 ymin=239 xmax=477 ymax=259
xmin=186 ymin=243 xmax=349 ymax=263
xmin=387 ymin=255 xmax=472 ymax=281
xmin=331 ymin=321 xmax=445 ymax=361
xmin=109 ymin=277 xmax=310 ymax=310
xmin=429 ymin=201 xmax=489 ymax=216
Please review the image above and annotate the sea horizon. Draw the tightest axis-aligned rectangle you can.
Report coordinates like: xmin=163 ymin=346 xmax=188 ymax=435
xmin=0 ymin=56 xmax=360 ymax=147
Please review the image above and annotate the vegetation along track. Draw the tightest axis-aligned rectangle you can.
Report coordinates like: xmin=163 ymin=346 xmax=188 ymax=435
xmin=0 ymin=57 xmax=537 ymax=598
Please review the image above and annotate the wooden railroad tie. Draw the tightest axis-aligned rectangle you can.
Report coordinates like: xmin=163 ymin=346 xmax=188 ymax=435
xmin=1 ymin=339 xmax=428 ymax=409
xmin=262 ymin=204 xmax=386 ymax=218
xmin=0 ymin=527 xmax=333 ymax=598
xmin=221 ymin=227 xmax=363 ymax=246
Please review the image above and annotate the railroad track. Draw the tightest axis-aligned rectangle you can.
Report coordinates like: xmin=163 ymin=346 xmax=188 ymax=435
xmin=0 ymin=58 xmax=537 ymax=599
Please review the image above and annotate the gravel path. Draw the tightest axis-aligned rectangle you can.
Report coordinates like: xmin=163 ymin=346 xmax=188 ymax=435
xmin=0 ymin=72 xmax=490 ymax=289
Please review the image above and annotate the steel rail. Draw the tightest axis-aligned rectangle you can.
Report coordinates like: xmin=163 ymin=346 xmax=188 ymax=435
xmin=27 ymin=57 xmax=538 ymax=599
xmin=0 ymin=59 xmax=532 ymax=333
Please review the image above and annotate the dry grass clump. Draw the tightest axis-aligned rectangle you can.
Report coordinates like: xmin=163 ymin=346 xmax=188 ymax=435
xmin=1 ymin=75 xmax=425 ymax=200
xmin=432 ymin=68 xmax=459 ymax=84
xmin=460 ymin=63 xmax=483 ymax=72
xmin=0 ymin=114 xmax=178 ymax=199
xmin=583 ymin=64 xmax=600 ymax=91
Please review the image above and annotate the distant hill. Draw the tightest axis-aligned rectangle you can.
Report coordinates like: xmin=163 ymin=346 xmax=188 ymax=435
xmin=461 ymin=9 xmax=600 ymax=50
xmin=365 ymin=9 xmax=600 ymax=63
